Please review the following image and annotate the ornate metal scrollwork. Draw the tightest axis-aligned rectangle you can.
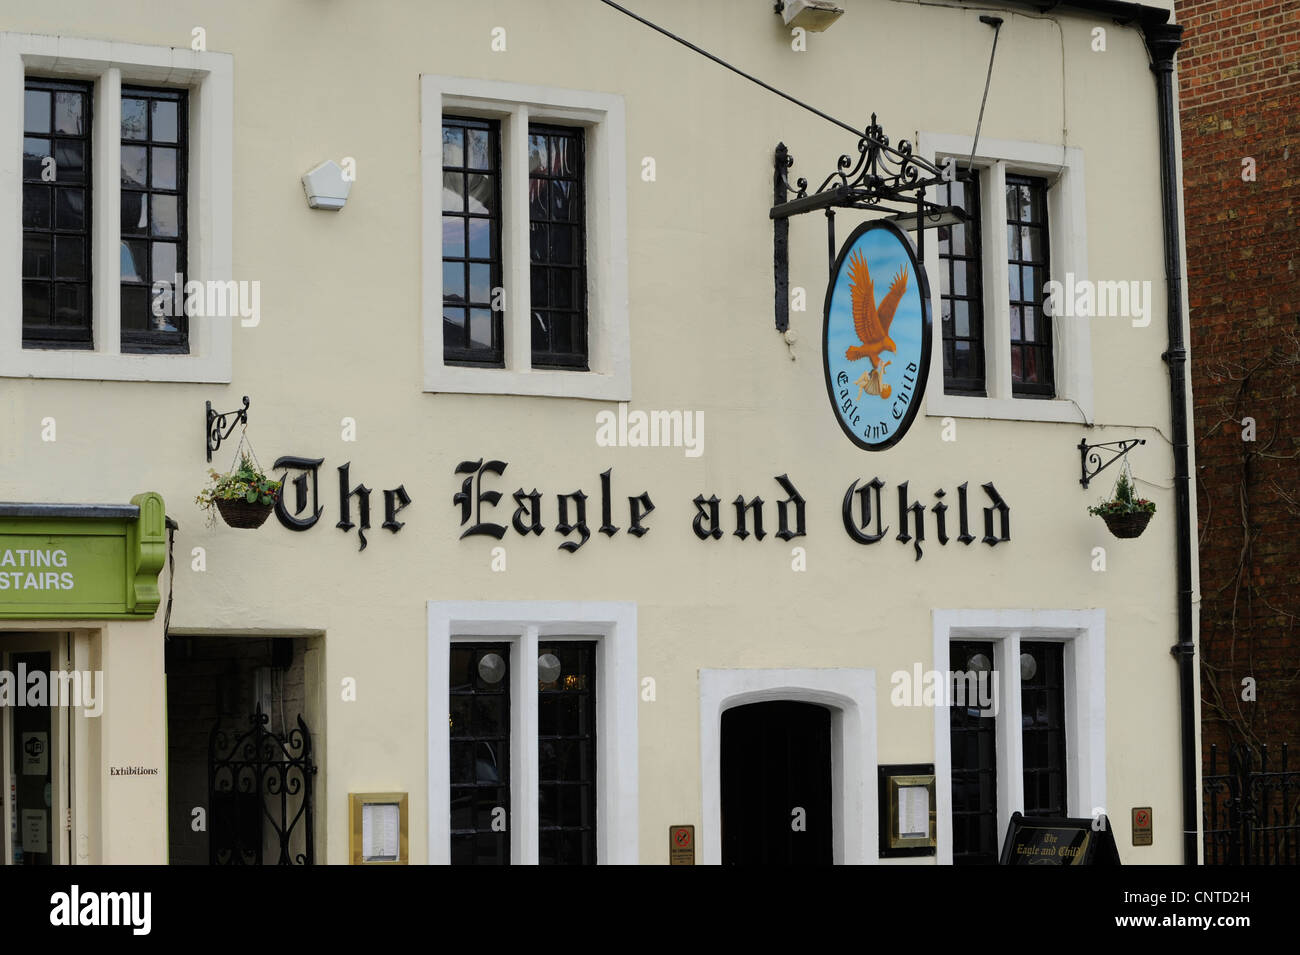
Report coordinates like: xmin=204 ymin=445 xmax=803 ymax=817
xmin=206 ymin=396 xmax=250 ymax=463
xmin=770 ymin=115 xmax=961 ymax=329
xmin=1078 ymin=438 xmax=1146 ymax=489
xmin=208 ymin=708 xmax=316 ymax=865
xmin=773 ymin=114 xmax=946 ymax=213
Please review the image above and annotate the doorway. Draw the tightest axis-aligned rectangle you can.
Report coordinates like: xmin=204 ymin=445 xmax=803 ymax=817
xmin=165 ymin=635 xmax=320 ymax=865
xmin=720 ymin=700 xmax=833 ymax=865
xmin=0 ymin=632 xmax=73 ymax=865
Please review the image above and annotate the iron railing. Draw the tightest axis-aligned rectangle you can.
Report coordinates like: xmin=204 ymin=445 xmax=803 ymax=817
xmin=1204 ymin=742 xmax=1299 ymax=864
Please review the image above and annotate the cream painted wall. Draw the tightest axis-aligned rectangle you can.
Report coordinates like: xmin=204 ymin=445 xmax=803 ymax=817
xmin=0 ymin=1 xmax=1195 ymax=863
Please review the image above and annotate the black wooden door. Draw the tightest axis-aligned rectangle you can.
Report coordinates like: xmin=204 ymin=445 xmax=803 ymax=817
xmin=720 ymin=701 xmax=833 ymax=865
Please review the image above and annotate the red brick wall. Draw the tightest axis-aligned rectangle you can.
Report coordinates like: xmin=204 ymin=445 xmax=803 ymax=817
xmin=1176 ymin=0 xmax=1300 ymax=766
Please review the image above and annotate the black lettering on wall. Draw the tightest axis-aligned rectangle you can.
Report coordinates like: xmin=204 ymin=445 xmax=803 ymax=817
xmin=273 ymin=456 xmax=324 ymax=531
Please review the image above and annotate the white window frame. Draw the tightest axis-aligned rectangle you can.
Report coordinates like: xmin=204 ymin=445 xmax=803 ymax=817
xmin=699 ymin=667 xmax=877 ymax=865
xmin=427 ymin=600 xmax=637 ymax=864
xmin=0 ymin=31 xmax=233 ymax=382
xmin=917 ymin=133 xmax=1092 ymax=424
xmin=421 ymin=75 xmax=629 ymax=401
xmin=931 ymin=609 xmax=1106 ymax=865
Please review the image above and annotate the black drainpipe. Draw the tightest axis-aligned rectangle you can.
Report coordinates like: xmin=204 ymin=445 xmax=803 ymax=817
xmin=1140 ymin=19 xmax=1197 ymax=869
xmin=964 ymin=1 xmax=1196 ymax=864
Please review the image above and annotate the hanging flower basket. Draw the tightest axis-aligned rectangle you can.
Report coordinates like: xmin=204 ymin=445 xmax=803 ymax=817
xmin=197 ymin=446 xmax=282 ymax=531
xmin=1088 ymin=466 xmax=1155 ymax=540
xmin=214 ymin=496 xmax=275 ymax=529
xmin=1099 ymin=510 xmax=1153 ymax=539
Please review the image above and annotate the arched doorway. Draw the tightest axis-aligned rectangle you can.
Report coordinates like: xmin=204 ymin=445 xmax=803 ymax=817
xmin=720 ymin=701 xmax=833 ymax=865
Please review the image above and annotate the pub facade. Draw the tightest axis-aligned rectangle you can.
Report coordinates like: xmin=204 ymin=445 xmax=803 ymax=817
xmin=0 ymin=0 xmax=1196 ymax=864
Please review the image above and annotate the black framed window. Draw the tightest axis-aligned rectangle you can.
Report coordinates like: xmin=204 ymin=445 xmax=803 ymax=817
xmin=449 ymin=644 xmax=511 ymax=865
xmin=937 ymin=171 xmax=985 ymax=395
xmin=120 ymin=86 xmax=188 ymax=353
xmin=442 ymin=117 xmax=503 ymax=366
xmin=1020 ymin=642 xmax=1067 ymax=817
xmin=528 ymin=124 xmax=587 ymax=370
xmin=537 ymin=642 xmax=597 ymax=865
xmin=948 ymin=641 xmax=999 ymax=865
xmin=22 ymin=78 xmax=93 ymax=349
xmin=1006 ymin=174 xmax=1054 ymax=397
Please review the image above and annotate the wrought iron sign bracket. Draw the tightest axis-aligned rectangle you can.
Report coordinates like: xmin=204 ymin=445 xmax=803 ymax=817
xmin=1079 ymin=438 xmax=1146 ymax=489
xmin=770 ymin=114 xmax=960 ymax=331
xmin=206 ymin=396 xmax=250 ymax=463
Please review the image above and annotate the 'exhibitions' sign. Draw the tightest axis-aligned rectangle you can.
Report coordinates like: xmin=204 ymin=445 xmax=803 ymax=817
xmin=823 ymin=220 xmax=932 ymax=452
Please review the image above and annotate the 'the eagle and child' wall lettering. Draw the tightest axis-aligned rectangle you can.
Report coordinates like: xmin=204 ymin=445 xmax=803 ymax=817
xmin=263 ymin=455 xmax=1010 ymax=561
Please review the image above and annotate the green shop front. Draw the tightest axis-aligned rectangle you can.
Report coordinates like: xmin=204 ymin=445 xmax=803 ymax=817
xmin=0 ymin=493 xmax=169 ymax=865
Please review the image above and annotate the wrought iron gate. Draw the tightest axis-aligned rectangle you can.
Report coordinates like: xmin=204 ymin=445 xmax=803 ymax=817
xmin=208 ymin=709 xmax=316 ymax=865
xmin=1203 ymin=743 xmax=1299 ymax=865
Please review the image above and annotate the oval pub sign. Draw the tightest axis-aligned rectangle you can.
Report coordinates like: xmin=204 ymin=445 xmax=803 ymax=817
xmin=823 ymin=219 xmax=932 ymax=451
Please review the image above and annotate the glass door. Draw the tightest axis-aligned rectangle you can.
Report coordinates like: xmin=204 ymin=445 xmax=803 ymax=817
xmin=1 ymin=632 xmax=71 ymax=865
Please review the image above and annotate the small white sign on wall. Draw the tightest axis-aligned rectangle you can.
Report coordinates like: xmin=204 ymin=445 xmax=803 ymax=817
xmin=21 ymin=731 xmax=48 ymax=775
xmin=21 ymin=809 xmax=47 ymax=854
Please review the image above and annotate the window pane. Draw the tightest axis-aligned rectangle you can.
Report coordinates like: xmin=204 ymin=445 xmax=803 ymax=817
xmin=1021 ymin=642 xmax=1066 ymax=817
xmin=23 ymin=234 xmax=51 ymax=279
xmin=120 ymin=286 xmax=150 ymax=331
xmin=22 ymin=283 xmax=50 ymax=323
xmin=24 ymin=90 xmax=50 ymax=133
xmin=53 ymin=284 xmax=87 ymax=325
xmin=121 ymin=240 xmax=147 ymax=282
xmin=466 ymin=174 xmax=494 ymax=215
xmin=152 ymin=241 xmax=177 ymax=282
xmin=441 ymin=125 xmax=464 ymax=167
xmin=468 ymin=263 xmax=491 ymax=304
xmin=152 ymin=100 xmax=178 ymax=142
xmin=54 ymin=236 xmax=85 ymax=281
xmin=443 ymin=262 xmax=465 ymax=302
xmin=54 ymin=188 xmax=85 ymax=230
xmin=528 ymin=134 xmax=547 ymax=175
xmin=23 ymin=137 xmax=49 ymax=180
xmin=152 ymin=147 xmax=177 ymax=189
xmin=467 ymin=128 xmax=491 ymax=170
xmin=949 ymin=640 xmax=998 ymax=864
xmin=467 ymin=218 xmax=491 ymax=259
xmin=122 ymin=98 xmax=148 ymax=139
xmin=937 ymin=169 xmax=984 ymax=395
xmin=55 ymin=140 xmax=86 ymax=183
xmin=121 ymin=87 xmax=188 ymax=352
xmin=442 ymin=172 xmax=465 ymax=212
xmin=470 ymin=308 xmax=493 ymax=350
xmin=23 ymin=184 xmax=51 ymax=229
xmin=24 ymin=79 xmax=93 ymax=349
xmin=443 ymin=308 xmax=466 ymax=347
xmin=450 ymin=644 xmax=510 ymax=866
xmin=150 ymin=194 xmax=178 ymax=237
xmin=53 ymin=92 xmax=84 ymax=135
xmin=550 ymin=268 xmax=573 ymax=309
xmin=1006 ymin=175 xmax=1053 ymax=396
xmin=121 ymin=145 xmax=148 ymax=187
xmin=442 ymin=117 xmax=503 ymax=366
xmin=442 ymin=215 xmax=465 ymax=258
xmin=538 ymin=643 xmax=597 ymax=866
xmin=528 ymin=124 xmax=587 ymax=370
xmin=122 ymin=193 xmax=148 ymax=234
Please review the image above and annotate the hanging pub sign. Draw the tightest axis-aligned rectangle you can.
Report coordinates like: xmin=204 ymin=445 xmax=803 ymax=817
xmin=998 ymin=812 xmax=1122 ymax=865
xmin=823 ymin=220 xmax=932 ymax=451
